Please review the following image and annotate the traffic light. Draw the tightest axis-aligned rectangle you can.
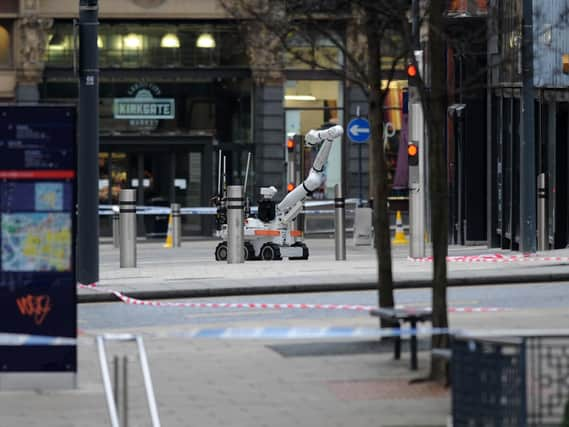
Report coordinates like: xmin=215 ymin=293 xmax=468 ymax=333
xmin=407 ymin=51 xmax=423 ymax=88
xmin=287 ymin=182 xmax=295 ymax=192
xmin=408 ymin=142 xmax=419 ymax=166
xmin=286 ymin=138 xmax=295 ymax=152
xmin=406 ymin=63 xmax=418 ymax=79
xmin=563 ymin=54 xmax=569 ymax=74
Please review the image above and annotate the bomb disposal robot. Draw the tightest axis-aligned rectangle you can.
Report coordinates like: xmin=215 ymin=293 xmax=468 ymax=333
xmin=215 ymin=124 xmax=343 ymax=261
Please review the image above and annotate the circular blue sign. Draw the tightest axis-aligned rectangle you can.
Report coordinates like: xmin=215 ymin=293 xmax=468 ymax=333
xmin=347 ymin=118 xmax=370 ymax=143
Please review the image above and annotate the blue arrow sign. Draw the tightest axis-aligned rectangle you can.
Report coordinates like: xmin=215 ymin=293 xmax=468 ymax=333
xmin=347 ymin=117 xmax=370 ymax=143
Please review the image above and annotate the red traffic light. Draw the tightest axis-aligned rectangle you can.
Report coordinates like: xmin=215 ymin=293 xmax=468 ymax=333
xmin=286 ymin=139 xmax=295 ymax=151
xmin=408 ymin=144 xmax=418 ymax=157
xmin=407 ymin=63 xmax=418 ymax=78
xmin=408 ymin=143 xmax=418 ymax=166
xmin=287 ymin=182 xmax=295 ymax=192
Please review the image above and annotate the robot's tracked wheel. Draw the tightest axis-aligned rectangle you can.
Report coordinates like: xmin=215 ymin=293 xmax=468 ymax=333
xmin=215 ymin=242 xmax=228 ymax=261
xmin=244 ymin=242 xmax=256 ymax=260
xmin=260 ymin=243 xmax=282 ymax=261
xmin=290 ymin=242 xmax=309 ymax=260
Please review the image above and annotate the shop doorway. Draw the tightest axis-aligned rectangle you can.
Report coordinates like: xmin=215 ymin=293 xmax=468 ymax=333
xmin=99 ymin=141 xmax=214 ymax=237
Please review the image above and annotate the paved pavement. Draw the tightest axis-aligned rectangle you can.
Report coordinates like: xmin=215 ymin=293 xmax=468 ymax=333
xmin=2 ymin=238 xmax=569 ymax=426
xmin=79 ymin=236 xmax=569 ymax=302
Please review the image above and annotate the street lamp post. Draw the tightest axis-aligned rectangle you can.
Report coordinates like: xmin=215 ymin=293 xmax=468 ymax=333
xmin=77 ymin=0 xmax=100 ymax=284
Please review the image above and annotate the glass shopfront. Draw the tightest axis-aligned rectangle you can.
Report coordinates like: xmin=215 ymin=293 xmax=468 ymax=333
xmin=284 ymin=80 xmax=343 ymax=199
xmin=41 ymin=79 xmax=251 ymax=143
xmin=0 ymin=21 xmax=11 ymax=67
xmin=46 ymin=22 xmax=248 ymax=69
xmin=42 ymin=21 xmax=252 ymax=237
xmin=98 ymin=145 xmax=210 ymax=237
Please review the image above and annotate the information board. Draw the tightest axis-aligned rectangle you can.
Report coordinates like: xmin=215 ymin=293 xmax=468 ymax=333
xmin=0 ymin=105 xmax=76 ymax=387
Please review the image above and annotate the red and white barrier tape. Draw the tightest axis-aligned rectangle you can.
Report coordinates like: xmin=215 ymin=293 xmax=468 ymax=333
xmin=78 ymin=284 xmax=509 ymax=313
xmin=409 ymin=253 xmax=569 ymax=263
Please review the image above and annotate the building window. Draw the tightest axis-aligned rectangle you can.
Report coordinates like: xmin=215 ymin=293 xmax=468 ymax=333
xmin=285 ymin=80 xmax=343 ymax=199
xmin=41 ymin=79 xmax=252 ymax=143
xmin=0 ymin=22 xmax=12 ymax=67
xmin=45 ymin=22 xmax=248 ymax=69
xmin=284 ymin=32 xmax=344 ymax=70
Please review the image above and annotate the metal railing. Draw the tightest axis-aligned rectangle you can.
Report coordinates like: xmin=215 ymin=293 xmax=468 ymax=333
xmin=451 ymin=334 xmax=569 ymax=427
xmin=97 ymin=334 xmax=161 ymax=427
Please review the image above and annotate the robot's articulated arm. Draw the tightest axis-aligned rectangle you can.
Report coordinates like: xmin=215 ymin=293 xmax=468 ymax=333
xmin=276 ymin=125 xmax=343 ymax=222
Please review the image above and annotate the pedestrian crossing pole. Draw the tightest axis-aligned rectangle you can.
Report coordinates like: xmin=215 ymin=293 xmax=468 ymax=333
xmin=408 ymin=50 xmax=425 ymax=258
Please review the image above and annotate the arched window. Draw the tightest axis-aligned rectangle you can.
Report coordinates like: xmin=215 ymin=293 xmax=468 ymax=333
xmin=0 ymin=23 xmax=11 ymax=67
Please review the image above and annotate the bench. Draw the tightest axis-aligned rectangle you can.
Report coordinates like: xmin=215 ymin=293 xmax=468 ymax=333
xmin=370 ymin=307 xmax=433 ymax=370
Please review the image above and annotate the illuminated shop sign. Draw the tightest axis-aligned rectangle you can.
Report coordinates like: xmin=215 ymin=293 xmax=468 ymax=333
xmin=113 ymin=82 xmax=175 ymax=120
xmin=113 ymin=98 xmax=175 ymax=119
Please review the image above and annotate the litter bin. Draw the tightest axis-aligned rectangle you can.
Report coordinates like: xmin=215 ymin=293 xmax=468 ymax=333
xmin=144 ymin=196 xmax=170 ymax=238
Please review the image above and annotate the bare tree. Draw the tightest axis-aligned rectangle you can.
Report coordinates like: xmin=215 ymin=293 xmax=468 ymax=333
xmin=220 ymin=0 xmax=453 ymax=380
xmin=426 ymin=0 xmax=449 ymax=380
xmin=220 ymin=0 xmax=410 ymax=322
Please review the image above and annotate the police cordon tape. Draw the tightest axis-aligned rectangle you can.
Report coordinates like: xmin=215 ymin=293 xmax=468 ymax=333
xmin=98 ymin=199 xmax=361 ymax=216
xmin=7 ymin=326 xmax=569 ymax=347
xmin=0 ymin=327 xmax=475 ymax=346
xmin=136 ymin=327 xmax=569 ymax=340
xmin=0 ymin=332 xmax=76 ymax=346
xmin=77 ymin=283 xmax=509 ymax=313
xmin=409 ymin=253 xmax=569 ymax=263
xmin=136 ymin=326 xmax=453 ymax=340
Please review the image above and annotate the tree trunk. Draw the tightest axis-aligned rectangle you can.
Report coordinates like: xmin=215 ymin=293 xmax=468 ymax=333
xmin=365 ymin=9 xmax=395 ymax=317
xmin=427 ymin=0 xmax=450 ymax=382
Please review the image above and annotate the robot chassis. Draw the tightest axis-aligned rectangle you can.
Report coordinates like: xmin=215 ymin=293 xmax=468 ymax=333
xmin=214 ymin=124 xmax=344 ymax=261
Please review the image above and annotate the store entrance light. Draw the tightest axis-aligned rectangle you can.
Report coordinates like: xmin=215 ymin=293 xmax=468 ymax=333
xmin=161 ymin=33 xmax=180 ymax=48
xmin=124 ymin=34 xmax=142 ymax=49
xmin=48 ymin=32 xmax=65 ymax=50
xmin=196 ymin=33 xmax=215 ymax=49
xmin=284 ymin=95 xmax=316 ymax=101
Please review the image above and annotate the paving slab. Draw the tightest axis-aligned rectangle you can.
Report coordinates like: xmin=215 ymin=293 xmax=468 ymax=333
xmin=78 ymin=238 xmax=569 ymax=302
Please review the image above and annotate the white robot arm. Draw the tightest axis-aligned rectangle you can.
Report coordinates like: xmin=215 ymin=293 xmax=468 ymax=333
xmin=276 ymin=125 xmax=343 ymax=223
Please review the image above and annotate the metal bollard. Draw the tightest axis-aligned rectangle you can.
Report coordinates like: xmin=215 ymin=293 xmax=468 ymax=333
xmin=171 ymin=203 xmax=181 ymax=248
xmin=119 ymin=189 xmax=137 ymax=268
xmin=334 ymin=184 xmax=346 ymax=260
xmin=227 ymin=185 xmax=244 ymax=264
xmin=537 ymin=173 xmax=547 ymax=251
xmin=113 ymin=355 xmax=129 ymax=427
xmin=409 ymin=183 xmax=425 ymax=258
xmin=112 ymin=207 xmax=120 ymax=248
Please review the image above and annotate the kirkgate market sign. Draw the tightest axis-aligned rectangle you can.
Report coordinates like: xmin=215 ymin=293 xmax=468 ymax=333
xmin=113 ymin=82 xmax=175 ymax=120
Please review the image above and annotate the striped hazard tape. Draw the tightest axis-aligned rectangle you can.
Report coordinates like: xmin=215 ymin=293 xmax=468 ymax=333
xmin=78 ymin=284 xmax=510 ymax=313
xmin=409 ymin=253 xmax=569 ymax=263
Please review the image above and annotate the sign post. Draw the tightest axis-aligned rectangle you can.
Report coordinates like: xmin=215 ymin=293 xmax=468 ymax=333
xmin=0 ymin=105 xmax=77 ymax=389
xmin=347 ymin=117 xmax=370 ymax=205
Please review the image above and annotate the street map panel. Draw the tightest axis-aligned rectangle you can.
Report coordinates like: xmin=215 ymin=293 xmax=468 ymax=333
xmin=1 ymin=182 xmax=71 ymax=272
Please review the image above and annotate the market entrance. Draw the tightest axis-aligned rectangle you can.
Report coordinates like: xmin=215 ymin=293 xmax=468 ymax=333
xmin=99 ymin=137 xmax=215 ymax=237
